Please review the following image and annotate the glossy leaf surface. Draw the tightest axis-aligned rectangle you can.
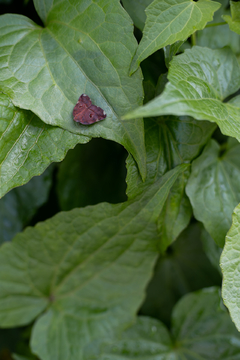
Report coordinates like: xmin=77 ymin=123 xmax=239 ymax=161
xmin=186 ymin=139 xmax=240 ymax=247
xmin=0 ymin=0 xmax=146 ymax=178
xmin=85 ymin=288 xmax=240 ymax=360
xmin=125 ymin=47 xmax=240 ymax=144
xmin=130 ymin=0 xmax=220 ymax=74
xmin=0 ymin=93 xmax=88 ymax=198
xmin=0 ymin=165 xmax=187 ymax=359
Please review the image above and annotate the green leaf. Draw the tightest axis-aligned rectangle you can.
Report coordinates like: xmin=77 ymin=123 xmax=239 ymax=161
xmin=85 ymin=288 xmax=240 ymax=360
xmin=201 ymin=227 xmax=222 ymax=275
xmin=186 ymin=139 xmax=240 ymax=247
xmin=0 ymin=0 xmax=146 ymax=178
xmin=0 ymin=93 xmax=88 ymax=198
xmin=163 ymin=41 xmax=184 ymax=68
xmin=121 ymin=0 xmax=153 ymax=31
xmin=126 ymin=115 xmax=215 ymax=250
xmin=129 ymin=0 xmax=221 ymax=74
xmin=0 ymin=166 xmax=53 ymax=244
xmin=140 ymin=223 xmax=221 ymax=325
xmin=0 ymin=164 xmax=188 ymax=359
xmin=125 ymin=47 xmax=240 ymax=143
xmin=223 ymin=1 xmax=240 ymax=35
xmin=198 ymin=0 xmax=240 ymax=55
xmin=57 ymin=140 xmax=127 ymax=211
xmin=221 ymin=202 xmax=240 ymax=332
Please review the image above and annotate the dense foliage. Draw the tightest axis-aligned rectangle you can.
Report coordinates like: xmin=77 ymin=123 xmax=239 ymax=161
xmin=1 ymin=0 xmax=240 ymax=359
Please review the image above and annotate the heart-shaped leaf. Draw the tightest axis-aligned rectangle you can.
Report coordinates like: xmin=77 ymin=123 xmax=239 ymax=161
xmin=125 ymin=47 xmax=240 ymax=144
xmin=186 ymin=139 xmax=240 ymax=247
xmin=85 ymin=288 xmax=240 ymax=360
xmin=0 ymin=93 xmax=88 ymax=198
xmin=130 ymin=0 xmax=221 ymax=74
xmin=0 ymin=164 xmax=188 ymax=360
xmin=0 ymin=0 xmax=146 ymax=178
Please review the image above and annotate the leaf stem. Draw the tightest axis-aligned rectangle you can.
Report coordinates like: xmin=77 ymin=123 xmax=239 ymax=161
xmin=191 ymin=32 xmax=197 ymax=46
xmin=205 ymin=21 xmax=227 ymax=28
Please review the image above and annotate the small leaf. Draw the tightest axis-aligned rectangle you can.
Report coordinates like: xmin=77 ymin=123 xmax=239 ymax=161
xmin=223 ymin=1 xmax=240 ymax=35
xmin=0 ymin=93 xmax=88 ymax=198
xmin=198 ymin=0 xmax=240 ymax=54
xmin=126 ymin=115 xmax=215 ymax=250
xmin=130 ymin=0 xmax=221 ymax=74
xmin=0 ymin=0 xmax=146 ymax=178
xmin=0 ymin=165 xmax=188 ymax=359
xmin=186 ymin=139 xmax=240 ymax=247
xmin=221 ymin=202 xmax=240 ymax=332
xmin=124 ymin=47 xmax=240 ymax=144
xmin=85 ymin=288 xmax=240 ymax=360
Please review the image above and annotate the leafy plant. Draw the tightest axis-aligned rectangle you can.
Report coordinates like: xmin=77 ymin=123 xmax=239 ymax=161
xmin=1 ymin=0 xmax=240 ymax=359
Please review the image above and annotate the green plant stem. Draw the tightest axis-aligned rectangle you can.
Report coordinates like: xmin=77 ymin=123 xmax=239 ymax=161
xmin=191 ymin=32 xmax=197 ymax=46
xmin=205 ymin=21 xmax=227 ymax=28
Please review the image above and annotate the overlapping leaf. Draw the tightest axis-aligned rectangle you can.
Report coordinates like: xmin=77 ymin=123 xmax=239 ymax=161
xmin=0 ymin=165 xmax=187 ymax=360
xmin=220 ymin=202 xmax=240 ymax=332
xmin=0 ymin=93 xmax=88 ymax=198
xmin=125 ymin=47 xmax=240 ymax=144
xmin=126 ymin=115 xmax=215 ymax=250
xmin=0 ymin=0 xmax=146 ymax=178
xmin=85 ymin=288 xmax=240 ymax=360
xmin=186 ymin=139 xmax=240 ymax=247
xmin=0 ymin=166 xmax=53 ymax=244
xmin=198 ymin=0 xmax=240 ymax=55
xmin=121 ymin=0 xmax=153 ymax=31
xmin=129 ymin=0 xmax=220 ymax=74
xmin=223 ymin=1 xmax=240 ymax=35
xmin=140 ymin=224 xmax=221 ymax=325
xmin=201 ymin=228 xmax=222 ymax=274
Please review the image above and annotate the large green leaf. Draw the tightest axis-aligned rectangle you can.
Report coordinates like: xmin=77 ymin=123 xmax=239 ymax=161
xmin=121 ymin=0 xmax=153 ymax=31
xmin=0 ymin=165 xmax=187 ymax=359
xmin=129 ymin=0 xmax=220 ymax=74
xmin=140 ymin=223 xmax=221 ymax=325
xmin=0 ymin=93 xmax=88 ymax=198
xmin=221 ymin=202 xmax=240 ymax=331
xmin=126 ymin=115 xmax=215 ymax=251
xmin=186 ymin=139 xmax=240 ymax=248
xmin=223 ymin=1 xmax=240 ymax=35
xmin=0 ymin=0 xmax=146 ymax=178
xmin=0 ymin=166 xmax=53 ymax=244
xmin=85 ymin=288 xmax=240 ymax=359
xmin=198 ymin=0 xmax=240 ymax=55
xmin=57 ymin=139 xmax=127 ymax=211
xmin=125 ymin=47 xmax=240 ymax=143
